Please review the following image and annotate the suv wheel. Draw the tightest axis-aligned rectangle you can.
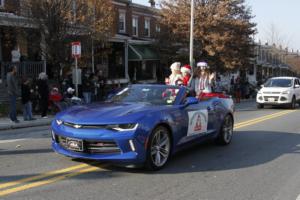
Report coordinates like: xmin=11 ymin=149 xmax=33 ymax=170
xmin=290 ymin=96 xmax=296 ymax=109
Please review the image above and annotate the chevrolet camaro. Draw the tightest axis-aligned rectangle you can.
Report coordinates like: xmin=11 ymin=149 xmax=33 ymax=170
xmin=51 ymin=84 xmax=234 ymax=170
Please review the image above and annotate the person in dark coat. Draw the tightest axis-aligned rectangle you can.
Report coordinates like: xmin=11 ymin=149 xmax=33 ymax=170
xmin=82 ymin=73 xmax=93 ymax=104
xmin=21 ymin=77 xmax=36 ymax=121
xmin=6 ymin=65 xmax=19 ymax=123
xmin=37 ymin=72 xmax=49 ymax=118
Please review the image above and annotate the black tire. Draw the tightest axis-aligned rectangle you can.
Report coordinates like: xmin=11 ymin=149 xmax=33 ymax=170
xmin=145 ymin=126 xmax=171 ymax=171
xmin=215 ymin=115 xmax=234 ymax=145
xmin=290 ymin=96 xmax=296 ymax=109
xmin=257 ymin=103 xmax=264 ymax=109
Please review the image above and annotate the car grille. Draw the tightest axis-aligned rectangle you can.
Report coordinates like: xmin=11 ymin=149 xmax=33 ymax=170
xmin=263 ymin=96 xmax=279 ymax=101
xmin=263 ymin=92 xmax=281 ymax=94
xmin=62 ymin=122 xmax=106 ymax=129
xmin=55 ymin=135 xmax=121 ymax=154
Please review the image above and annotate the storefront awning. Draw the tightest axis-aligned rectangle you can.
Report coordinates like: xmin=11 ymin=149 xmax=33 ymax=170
xmin=128 ymin=44 xmax=159 ymax=61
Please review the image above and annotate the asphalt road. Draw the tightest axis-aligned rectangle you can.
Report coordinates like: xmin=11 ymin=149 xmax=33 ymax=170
xmin=1 ymin=103 xmax=300 ymax=200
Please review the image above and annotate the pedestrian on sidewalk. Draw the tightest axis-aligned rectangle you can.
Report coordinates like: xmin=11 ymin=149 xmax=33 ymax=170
xmin=6 ymin=65 xmax=19 ymax=123
xmin=21 ymin=77 xmax=36 ymax=121
xmin=37 ymin=72 xmax=49 ymax=118
xmin=82 ymin=72 xmax=93 ymax=104
xmin=234 ymin=76 xmax=241 ymax=103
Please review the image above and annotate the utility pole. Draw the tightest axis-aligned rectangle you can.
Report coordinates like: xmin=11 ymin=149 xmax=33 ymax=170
xmin=189 ymin=0 xmax=194 ymax=67
xmin=91 ymin=1 xmax=96 ymax=73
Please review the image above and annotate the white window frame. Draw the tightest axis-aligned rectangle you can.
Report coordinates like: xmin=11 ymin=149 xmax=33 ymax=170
xmin=144 ymin=18 xmax=150 ymax=37
xmin=132 ymin=16 xmax=139 ymax=37
xmin=155 ymin=24 xmax=160 ymax=33
xmin=118 ymin=10 xmax=126 ymax=33
xmin=0 ymin=0 xmax=5 ymax=7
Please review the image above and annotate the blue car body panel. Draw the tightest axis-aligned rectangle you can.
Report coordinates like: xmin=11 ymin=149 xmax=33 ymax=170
xmin=51 ymin=84 xmax=234 ymax=165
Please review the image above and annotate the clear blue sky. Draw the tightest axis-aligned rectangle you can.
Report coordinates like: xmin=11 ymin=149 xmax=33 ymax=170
xmin=133 ymin=0 xmax=300 ymax=51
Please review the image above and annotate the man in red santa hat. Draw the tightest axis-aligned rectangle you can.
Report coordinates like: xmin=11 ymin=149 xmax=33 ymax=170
xmin=180 ymin=64 xmax=192 ymax=86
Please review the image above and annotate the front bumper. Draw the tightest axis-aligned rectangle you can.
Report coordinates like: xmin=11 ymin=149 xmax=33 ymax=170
xmin=51 ymin=122 xmax=147 ymax=164
xmin=256 ymin=94 xmax=292 ymax=105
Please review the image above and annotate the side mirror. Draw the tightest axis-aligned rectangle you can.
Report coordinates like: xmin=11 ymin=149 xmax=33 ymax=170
xmin=295 ymin=84 xmax=300 ymax=88
xmin=260 ymin=84 xmax=264 ymax=88
xmin=184 ymin=97 xmax=199 ymax=106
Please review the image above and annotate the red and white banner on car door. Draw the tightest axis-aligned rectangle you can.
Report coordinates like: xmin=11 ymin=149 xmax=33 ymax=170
xmin=187 ymin=110 xmax=208 ymax=136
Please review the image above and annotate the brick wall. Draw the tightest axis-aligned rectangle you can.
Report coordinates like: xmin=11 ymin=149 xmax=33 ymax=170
xmin=113 ymin=1 xmax=159 ymax=39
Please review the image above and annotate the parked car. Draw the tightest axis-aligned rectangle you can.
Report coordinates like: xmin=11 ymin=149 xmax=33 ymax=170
xmin=256 ymin=77 xmax=300 ymax=109
xmin=51 ymin=84 xmax=234 ymax=170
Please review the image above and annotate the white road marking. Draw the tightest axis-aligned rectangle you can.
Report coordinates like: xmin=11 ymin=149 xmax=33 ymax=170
xmin=296 ymin=194 xmax=300 ymax=200
xmin=0 ymin=139 xmax=26 ymax=144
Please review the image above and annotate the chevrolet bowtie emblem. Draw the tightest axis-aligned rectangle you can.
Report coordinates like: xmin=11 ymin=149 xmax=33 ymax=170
xmin=73 ymin=124 xmax=82 ymax=129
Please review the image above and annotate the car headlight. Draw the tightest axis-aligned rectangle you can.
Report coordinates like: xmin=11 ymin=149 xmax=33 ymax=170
xmin=107 ymin=124 xmax=138 ymax=132
xmin=282 ymin=91 xmax=290 ymax=95
xmin=56 ymin=119 xmax=63 ymax=125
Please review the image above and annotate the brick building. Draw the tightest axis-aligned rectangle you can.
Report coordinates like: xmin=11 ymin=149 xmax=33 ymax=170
xmin=0 ymin=0 xmax=45 ymax=85
xmin=100 ymin=0 xmax=161 ymax=84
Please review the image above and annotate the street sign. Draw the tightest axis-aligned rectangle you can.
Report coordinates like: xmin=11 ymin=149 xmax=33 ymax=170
xmin=71 ymin=42 xmax=81 ymax=58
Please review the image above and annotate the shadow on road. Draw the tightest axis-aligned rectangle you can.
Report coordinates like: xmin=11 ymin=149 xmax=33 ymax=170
xmin=97 ymin=130 xmax=300 ymax=174
xmin=0 ymin=148 xmax=52 ymax=156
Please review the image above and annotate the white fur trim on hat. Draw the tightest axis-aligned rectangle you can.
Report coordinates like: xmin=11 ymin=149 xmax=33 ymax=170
xmin=181 ymin=65 xmax=191 ymax=74
xmin=170 ymin=62 xmax=181 ymax=71
xmin=197 ymin=62 xmax=208 ymax=68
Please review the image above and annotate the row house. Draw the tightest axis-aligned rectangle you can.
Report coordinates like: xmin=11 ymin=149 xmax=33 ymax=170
xmin=102 ymin=0 xmax=160 ymax=84
xmin=0 ymin=0 xmax=45 ymax=84
xmin=251 ymin=43 xmax=295 ymax=84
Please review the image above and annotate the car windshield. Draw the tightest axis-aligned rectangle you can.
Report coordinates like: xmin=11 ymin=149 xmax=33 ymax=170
xmin=264 ymin=79 xmax=292 ymax=88
xmin=107 ymin=85 xmax=180 ymax=105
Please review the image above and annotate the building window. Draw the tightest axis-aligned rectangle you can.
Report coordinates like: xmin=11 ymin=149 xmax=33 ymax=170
xmin=0 ymin=0 xmax=4 ymax=7
xmin=144 ymin=18 xmax=150 ymax=37
xmin=155 ymin=24 xmax=160 ymax=33
xmin=132 ymin=16 xmax=138 ymax=36
xmin=119 ymin=11 xmax=126 ymax=33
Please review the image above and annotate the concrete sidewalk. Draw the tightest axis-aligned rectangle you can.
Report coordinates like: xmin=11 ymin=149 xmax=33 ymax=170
xmin=0 ymin=115 xmax=54 ymax=131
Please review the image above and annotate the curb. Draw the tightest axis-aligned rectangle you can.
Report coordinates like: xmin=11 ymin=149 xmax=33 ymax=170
xmin=0 ymin=118 xmax=53 ymax=131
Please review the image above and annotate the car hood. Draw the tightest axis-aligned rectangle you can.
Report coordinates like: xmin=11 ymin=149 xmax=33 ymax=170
xmin=260 ymin=87 xmax=290 ymax=93
xmin=57 ymin=102 xmax=165 ymax=124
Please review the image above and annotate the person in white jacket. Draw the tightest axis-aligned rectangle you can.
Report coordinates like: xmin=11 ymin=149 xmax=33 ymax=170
xmin=167 ymin=62 xmax=183 ymax=86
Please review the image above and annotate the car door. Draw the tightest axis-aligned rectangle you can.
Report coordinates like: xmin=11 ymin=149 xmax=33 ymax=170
xmin=295 ymin=79 xmax=300 ymax=101
xmin=176 ymin=98 xmax=217 ymax=145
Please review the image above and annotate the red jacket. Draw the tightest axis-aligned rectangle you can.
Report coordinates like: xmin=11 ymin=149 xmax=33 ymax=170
xmin=183 ymin=75 xmax=191 ymax=86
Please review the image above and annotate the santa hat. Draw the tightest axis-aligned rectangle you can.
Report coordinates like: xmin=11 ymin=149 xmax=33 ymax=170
xmin=181 ymin=65 xmax=192 ymax=74
xmin=197 ymin=61 xmax=209 ymax=69
xmin=170 ymin=62 xmax=181 ymax=71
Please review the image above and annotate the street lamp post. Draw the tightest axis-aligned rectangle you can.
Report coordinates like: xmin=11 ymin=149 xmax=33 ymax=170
xmin=189 ymin=0 xmax=194 ymax=67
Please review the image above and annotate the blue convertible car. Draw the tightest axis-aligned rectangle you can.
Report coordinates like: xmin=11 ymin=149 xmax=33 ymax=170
xmin=51 ymin=84 xmax=234 ymax=170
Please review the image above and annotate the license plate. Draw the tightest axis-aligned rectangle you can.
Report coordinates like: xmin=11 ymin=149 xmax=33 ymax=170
xmin=66 ymin=138 xmax=83 ymax=152
xmin=268 ymin=98 xmax=275 ymax=102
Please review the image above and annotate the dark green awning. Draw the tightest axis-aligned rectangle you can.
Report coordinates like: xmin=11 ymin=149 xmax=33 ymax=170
xmin=128 ymin=44 xmax=159 ymax=61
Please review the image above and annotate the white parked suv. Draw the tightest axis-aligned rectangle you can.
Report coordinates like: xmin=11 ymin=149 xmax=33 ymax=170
xmin=256 ymin=77 xmax=300 ymax=109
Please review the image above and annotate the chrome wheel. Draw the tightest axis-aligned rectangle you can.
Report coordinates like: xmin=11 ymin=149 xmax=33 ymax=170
xmin=215 ymin=115 xmax=233 ymax=145
xmin=150 ymin=128 xmax=171 ymax=168
xmin=223 ymin=115 xmax=233 ymax=144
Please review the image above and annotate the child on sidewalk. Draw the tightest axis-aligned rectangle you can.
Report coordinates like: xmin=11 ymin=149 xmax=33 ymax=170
xmin=21 ymin=78 xmax=36 ymax=121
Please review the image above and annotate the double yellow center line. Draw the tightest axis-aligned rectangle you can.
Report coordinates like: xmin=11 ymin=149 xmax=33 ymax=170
xmin=234 ymin=110 xmax=296 ymax=129
xmin=0 ymin=162 xmax=104 ymax=197
xmin=0 ymin=109 xmax=297 ymax=197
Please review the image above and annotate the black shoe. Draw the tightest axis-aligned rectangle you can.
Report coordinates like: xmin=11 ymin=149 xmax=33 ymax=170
xmin=14 ymin=120 xmax=20 ymax=123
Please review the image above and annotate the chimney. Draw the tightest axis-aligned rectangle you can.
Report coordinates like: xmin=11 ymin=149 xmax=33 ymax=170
xmin=149 ymin=0 xmax=155 ymax=7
